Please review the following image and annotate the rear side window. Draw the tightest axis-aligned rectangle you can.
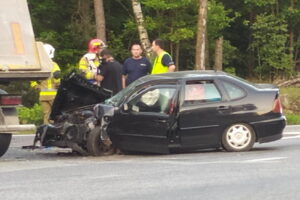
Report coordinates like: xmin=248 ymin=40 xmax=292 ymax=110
xmin=184 ymin=81 xmax=221 ymax=104
xmin=223 ymin=81 xmax=245 ymax=100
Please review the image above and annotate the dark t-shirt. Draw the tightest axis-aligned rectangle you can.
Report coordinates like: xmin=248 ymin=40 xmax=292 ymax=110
xmin=99 ymin=60 xmax=123 ymax=95
xmin=122 ymin=57 xmax=152 ymax=86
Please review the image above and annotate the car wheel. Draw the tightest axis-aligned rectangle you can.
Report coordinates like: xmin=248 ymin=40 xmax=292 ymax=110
xmin=0 ymin=134 xmax=12 ymax=157
xmin=87 ymin=126 xmax=115 ymax=156
xmin=222 ymin=123 xmax=256 ymax=152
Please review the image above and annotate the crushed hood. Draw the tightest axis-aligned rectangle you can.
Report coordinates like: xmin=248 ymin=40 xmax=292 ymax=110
xmin=50 ymin=71 xmax=112 ymax=120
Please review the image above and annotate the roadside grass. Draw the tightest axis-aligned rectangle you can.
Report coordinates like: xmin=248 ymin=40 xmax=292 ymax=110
xmin=280 ymin=87 xmax=300 ymax=101
xmin=286 ymin=114 xmax=300 ymax=125
xmin=280 ymin=87 xmax=300 ymax=125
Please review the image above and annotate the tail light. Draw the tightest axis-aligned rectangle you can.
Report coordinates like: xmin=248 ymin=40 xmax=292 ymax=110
xmin=272 ymin=97 xmax=283 ymax=114
xmin=0 ymin=95 xmax=22 ymax=105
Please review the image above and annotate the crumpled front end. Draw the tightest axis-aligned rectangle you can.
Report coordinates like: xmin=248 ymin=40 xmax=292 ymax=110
xmin=50 ymin=71 xmax=112 ymax=121
xmin=29 ymin=72 xmax=116 ymax=156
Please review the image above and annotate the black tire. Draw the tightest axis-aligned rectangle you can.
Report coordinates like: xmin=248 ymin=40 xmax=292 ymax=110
xmin=222 ymin=123 xmax=256 ymax=152
xmin=0 ymin=134 xmax=12 ymax=157
xmin=87 ymin=126 xmax=115 ymax=156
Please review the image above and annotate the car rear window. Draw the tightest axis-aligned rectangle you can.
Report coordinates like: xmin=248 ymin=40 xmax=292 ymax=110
xmin=222 ymin=81 xmax=245 ymax=100
xmin=184 ymin=81 xmax=221 ymax=104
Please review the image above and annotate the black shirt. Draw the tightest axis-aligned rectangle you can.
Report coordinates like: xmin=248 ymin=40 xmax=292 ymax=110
xmin=99 ymin=60 xmax=123 ymax=95
xmin=122 ymin=57 xmax=152 ymax=86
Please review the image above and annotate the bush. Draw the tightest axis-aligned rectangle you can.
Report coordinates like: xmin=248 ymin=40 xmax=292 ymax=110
xmin=17 ymin=104 xmax=43 ymax=126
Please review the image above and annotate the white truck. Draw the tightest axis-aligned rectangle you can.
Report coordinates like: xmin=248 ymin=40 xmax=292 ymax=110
xmin=0 ymin=0 xmax=53 ymax=157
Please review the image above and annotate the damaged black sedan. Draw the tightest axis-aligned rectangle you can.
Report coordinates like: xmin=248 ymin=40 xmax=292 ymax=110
xmin=33 ymin=71 xmax=286 ymax=155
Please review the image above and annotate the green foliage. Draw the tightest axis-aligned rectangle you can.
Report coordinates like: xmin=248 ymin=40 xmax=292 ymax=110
xmin=251 ymin=14 xmax=292 ymax=79
xmin=224 ymin=67 xmax=236 ymax=75
xmin=25 ymin=0 xmax=300 ymax=82
xmin=243 ymin=0 xmax=276 ymax=7
xmin=208 ymin=0 xmax=238 ymax=40
xmin=286 ymin=114 xmax=300 ymax=125
xmin=17 ymin=104 xmax=43 ymax=125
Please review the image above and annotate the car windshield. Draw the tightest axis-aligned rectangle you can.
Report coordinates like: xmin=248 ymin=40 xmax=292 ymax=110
xmin=104 ymin=79 xmax=143 ymax=106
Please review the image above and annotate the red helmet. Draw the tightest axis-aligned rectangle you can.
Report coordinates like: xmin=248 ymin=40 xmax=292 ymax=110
xmin=88 ymin=38 xmax=105 ymax=53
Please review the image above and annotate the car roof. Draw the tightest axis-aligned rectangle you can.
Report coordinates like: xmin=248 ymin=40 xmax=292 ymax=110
xmin=139 ymin=70 xmax=228 ymax=83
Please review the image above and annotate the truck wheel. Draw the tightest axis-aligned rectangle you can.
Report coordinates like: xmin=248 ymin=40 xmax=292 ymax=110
xmin=0 ymin=134 xmax=12 ymax=157
xmin=222 ymin=123 xmax=256 ymax=152
xmin=87 ymin=127 xmax=115 ymax=156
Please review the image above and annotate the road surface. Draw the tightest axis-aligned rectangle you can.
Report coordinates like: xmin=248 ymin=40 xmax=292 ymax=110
xmin=0 ymin=125 xmax=300 ymax=200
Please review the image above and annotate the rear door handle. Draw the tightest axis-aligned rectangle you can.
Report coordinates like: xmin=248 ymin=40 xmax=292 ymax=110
xmin=217 ymin=106 xmax=230 ymax=111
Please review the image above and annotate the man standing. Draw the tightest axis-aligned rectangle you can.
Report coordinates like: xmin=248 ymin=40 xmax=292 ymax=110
xmin=96 ymin=49 xmax=123 ymax=95
xmin=78 ymin=38 xmax=105 ymax=83
xmin=122 ymin=43 xmax=152 ymax=88
xmin=151 ymin=39 xmax=176 ymax=74
xmin=31 ymin=44 xmax=61 ymax=124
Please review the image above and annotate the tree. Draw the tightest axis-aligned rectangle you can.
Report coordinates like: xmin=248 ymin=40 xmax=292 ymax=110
xmin=195 ymin=0 xmax=208 ymax=70
xmin=94 ymin=0 xmax=106 ymax=42
xmin=131 ymin=0 xmax=152 ymax=58
xmin=214 ymin=36 xmax=223 ymax=71
xmin=251 ymin=14 xmax=292 ymax=80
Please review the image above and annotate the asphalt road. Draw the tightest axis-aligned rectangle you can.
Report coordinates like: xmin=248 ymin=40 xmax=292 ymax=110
xmin=1 ymin=125 xmax=300 ymax=200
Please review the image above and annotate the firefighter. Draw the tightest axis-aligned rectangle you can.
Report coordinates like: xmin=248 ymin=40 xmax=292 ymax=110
xmin=31 ymin=43 xmax=61 ymax=124
xmin=78 ymin=38 xmax=106 ymax=84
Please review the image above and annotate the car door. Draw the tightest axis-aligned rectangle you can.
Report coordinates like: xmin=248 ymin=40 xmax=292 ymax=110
xmin=109 ymin=85 xmax=178 ymax=153
xmin=178 ymin=79 xmax=225 ymax=148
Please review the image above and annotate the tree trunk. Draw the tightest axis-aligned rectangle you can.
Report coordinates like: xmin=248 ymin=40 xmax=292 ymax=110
xmin=205 ymin=28 xmax=209 ymax=68
xmin=289 ymin=0 xmax=296 ymax=71
xmin=195 ymin=0 xmax=208 ymax=70
xmin=94 ymin=0 xmax=106 ymax=42
xmin=175 ymin=42 xmax=180 ymax=71
xmin=214 ymin=36 xmax=223 ymax=71
xmin=131 ymin=0 xmax=152 ymax=58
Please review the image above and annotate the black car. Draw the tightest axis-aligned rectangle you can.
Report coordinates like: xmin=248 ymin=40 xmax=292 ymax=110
xmin=33 ymin=71 xmax=286 ymax=155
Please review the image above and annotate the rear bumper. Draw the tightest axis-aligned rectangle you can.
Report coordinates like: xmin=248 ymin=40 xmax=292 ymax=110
xmin=258 ymin=133 xmax=282 ymax=143
xmin=251 ymin=115 xmax=286 ymax=143
xmin=0 ymin=124 xmax=36 ymax=133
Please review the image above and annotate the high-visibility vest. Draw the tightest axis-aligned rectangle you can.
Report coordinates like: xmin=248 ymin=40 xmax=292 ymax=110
xmin=78 ymin=53 xmax=100 ymax=80
xmin=151 ymin=51 xmax=171 ymax=74
xmin=31 ymin=62 xmax=61 ymax=101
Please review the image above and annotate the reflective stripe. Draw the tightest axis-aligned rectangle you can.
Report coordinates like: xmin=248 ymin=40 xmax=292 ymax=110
xmin=47 ymin=78 xmax=52 ymax=90
xmin=40 ymin=91 xmax=57 ymax=96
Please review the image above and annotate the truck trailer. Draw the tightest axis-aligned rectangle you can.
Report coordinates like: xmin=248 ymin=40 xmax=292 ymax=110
xmin=0 ymin=0 xmax=53 ymax=157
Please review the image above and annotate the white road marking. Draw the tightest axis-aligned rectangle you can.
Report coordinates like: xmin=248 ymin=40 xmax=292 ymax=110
xmin=243 ymin=157 xmax=287 ymax=163
xmin=282 ymin=135 xmax=300 ymax=140
xmin=283 ymin=132 xmax=300 ymax=135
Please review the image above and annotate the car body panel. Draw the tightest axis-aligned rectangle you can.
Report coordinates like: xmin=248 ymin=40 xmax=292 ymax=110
xmin=105 ymin=71 xmax=286 ymax=153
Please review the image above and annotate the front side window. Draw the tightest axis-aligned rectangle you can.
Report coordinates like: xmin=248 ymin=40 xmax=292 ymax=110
xmin=127 ymin=87 xmax=176 ymax=114
xmin=184 ymin=81 xmax=221 ymax=104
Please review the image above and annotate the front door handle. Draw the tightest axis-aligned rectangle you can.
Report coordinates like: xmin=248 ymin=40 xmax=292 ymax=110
xmin=154 ymin=119 xmax=167 ymax=123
